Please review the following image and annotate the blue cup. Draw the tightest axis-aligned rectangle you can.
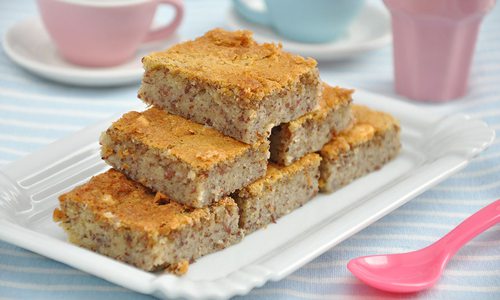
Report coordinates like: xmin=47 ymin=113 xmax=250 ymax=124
xmin=233 ymin=0 xmax=365 ymax=43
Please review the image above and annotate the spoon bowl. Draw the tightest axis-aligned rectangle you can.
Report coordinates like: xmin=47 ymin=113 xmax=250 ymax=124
xmin=348 ymin=199 xmax=500 ymax=293
xmin=348 ymin=248 xmax=446 ymax=293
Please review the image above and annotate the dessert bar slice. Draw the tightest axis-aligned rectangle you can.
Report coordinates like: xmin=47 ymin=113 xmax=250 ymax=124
xmin=100 ymin=107 xmax=269 ymax=208
xmin=270 ymin=84 xmax=353 ymax=166
xmin=54 ymin=169 xmax=242 ymax=274
xmin=234 ymin=153 xmax=321 ymax=233
xmin=138 ymin=28 xmax=322 ymax=144
xmin=319 ymin=105 xmax=401 ymax=193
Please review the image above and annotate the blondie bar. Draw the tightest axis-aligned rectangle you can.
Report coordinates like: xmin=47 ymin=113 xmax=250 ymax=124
xmin=138 ymin=29 xmax=322 ymax=144
xmin=234 ymin=153 xmax=321 ymax=233
xmin=270 ymin=84 xmax=353 ymax=166
xmin=319 ymin=105 xmax=401 ymax=193
xmin=54 ymin=169 xmax=242 ymax=274
xmin=100 ymin=107 xmax=269 ymax=208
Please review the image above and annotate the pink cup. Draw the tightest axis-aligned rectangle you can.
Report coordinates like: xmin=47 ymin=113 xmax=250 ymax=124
xmin=384 ymin=0 xmax=495 ymax=102
xmin=37 ymin=0 xmax=184 ymax=67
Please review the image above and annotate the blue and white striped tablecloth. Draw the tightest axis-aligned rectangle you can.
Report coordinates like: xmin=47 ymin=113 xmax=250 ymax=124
xmin=0 ymin=1 xmax=499 ymax=299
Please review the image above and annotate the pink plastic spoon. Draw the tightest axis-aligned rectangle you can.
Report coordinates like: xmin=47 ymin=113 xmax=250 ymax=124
xmin=348 ymin=199 xmax=500 ymax=293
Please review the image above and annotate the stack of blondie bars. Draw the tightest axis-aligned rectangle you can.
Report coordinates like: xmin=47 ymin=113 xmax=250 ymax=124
xmin=53 ymin=29 xmax=401 ymax=275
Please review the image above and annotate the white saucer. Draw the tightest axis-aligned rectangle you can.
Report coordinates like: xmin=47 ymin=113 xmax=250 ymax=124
xmin=3 ymin=18 xmax=180 ymax=87
xmin=226 ymin=4 xmax=391 ymax=60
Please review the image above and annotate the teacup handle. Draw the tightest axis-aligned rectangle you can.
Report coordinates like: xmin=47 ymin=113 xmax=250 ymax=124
xmin=144 ymin=0 xmax=184 ymax=43
xmin=233 ymin=0 xmax=270 ymax=26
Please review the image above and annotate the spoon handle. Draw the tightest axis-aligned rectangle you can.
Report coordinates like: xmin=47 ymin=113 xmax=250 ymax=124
xmin=437 ymin=199 xmax=500 ymax=259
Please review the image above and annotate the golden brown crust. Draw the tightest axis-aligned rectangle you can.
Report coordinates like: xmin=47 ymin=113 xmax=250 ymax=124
xmin=165 ymin=260 xmax=189 ymax=275
xmin=142 ymin=28 xmax=317 ymax=106
xmin=241 ymin=153 xmax=321 ymax=197
xmin=57 ymin=169 xmax=236 ymax=236
xmin=322 ymin=84 xmax=354 ymax=108
xmin=53 ymin=208 xmax=65 ymax=222
xmin=320 ymin=105 xmax=400 ymax=160
xmin=352 ymin=105 xmax=400 ymax=133
xmin=106 ymin=107 xmax=263 ymax=170
xmin=288 ymin=84 xmax=353 ymax=130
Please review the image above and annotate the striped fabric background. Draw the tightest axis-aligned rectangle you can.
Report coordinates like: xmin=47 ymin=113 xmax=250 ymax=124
xmin=0 ymin=0 xmax=499 ymax=299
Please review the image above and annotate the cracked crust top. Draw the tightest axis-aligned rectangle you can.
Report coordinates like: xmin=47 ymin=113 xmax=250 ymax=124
xmin=320 ymin=105 xmax=400 ymax=160
xmin=103 ymin=107 xmax=265 ymax=170
xmin=142 ymin=28 xmax=317 ymax=106
xmin=55 ymin=169 xmax=236 ymax=235
xmin=238 ymin=153 xmax=321 ymax=198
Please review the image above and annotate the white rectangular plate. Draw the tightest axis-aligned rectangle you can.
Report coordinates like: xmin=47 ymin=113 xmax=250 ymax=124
xmin=0 ymin=90 xmax=494 ymax=300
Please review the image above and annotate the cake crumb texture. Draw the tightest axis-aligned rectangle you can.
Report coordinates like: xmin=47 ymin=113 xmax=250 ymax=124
xmin=235 ymin=153 xmax=321 ymax=233
xmin=106 ymin=107 xmax=259 ymax=170
xmin=142 ymin=28 xmax=317 ymax=105
xmin=100 ymin=107 xmax=269 ymax=207
xmin=320 ymin=104 xmax=400 ymax=160
xmin=319 ymin=105 xmax=401 ymax=193
xmin=269 ymin=84 xmax=353 ymax=165
xmin=55 ymin=169 xmax=242 ymax=272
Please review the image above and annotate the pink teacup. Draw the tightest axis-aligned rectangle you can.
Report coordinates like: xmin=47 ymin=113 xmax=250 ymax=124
xmin=384 ymin=0 xmax=495 ymax=102
xmin=37 ymin=0 xmax=184 ymax=67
